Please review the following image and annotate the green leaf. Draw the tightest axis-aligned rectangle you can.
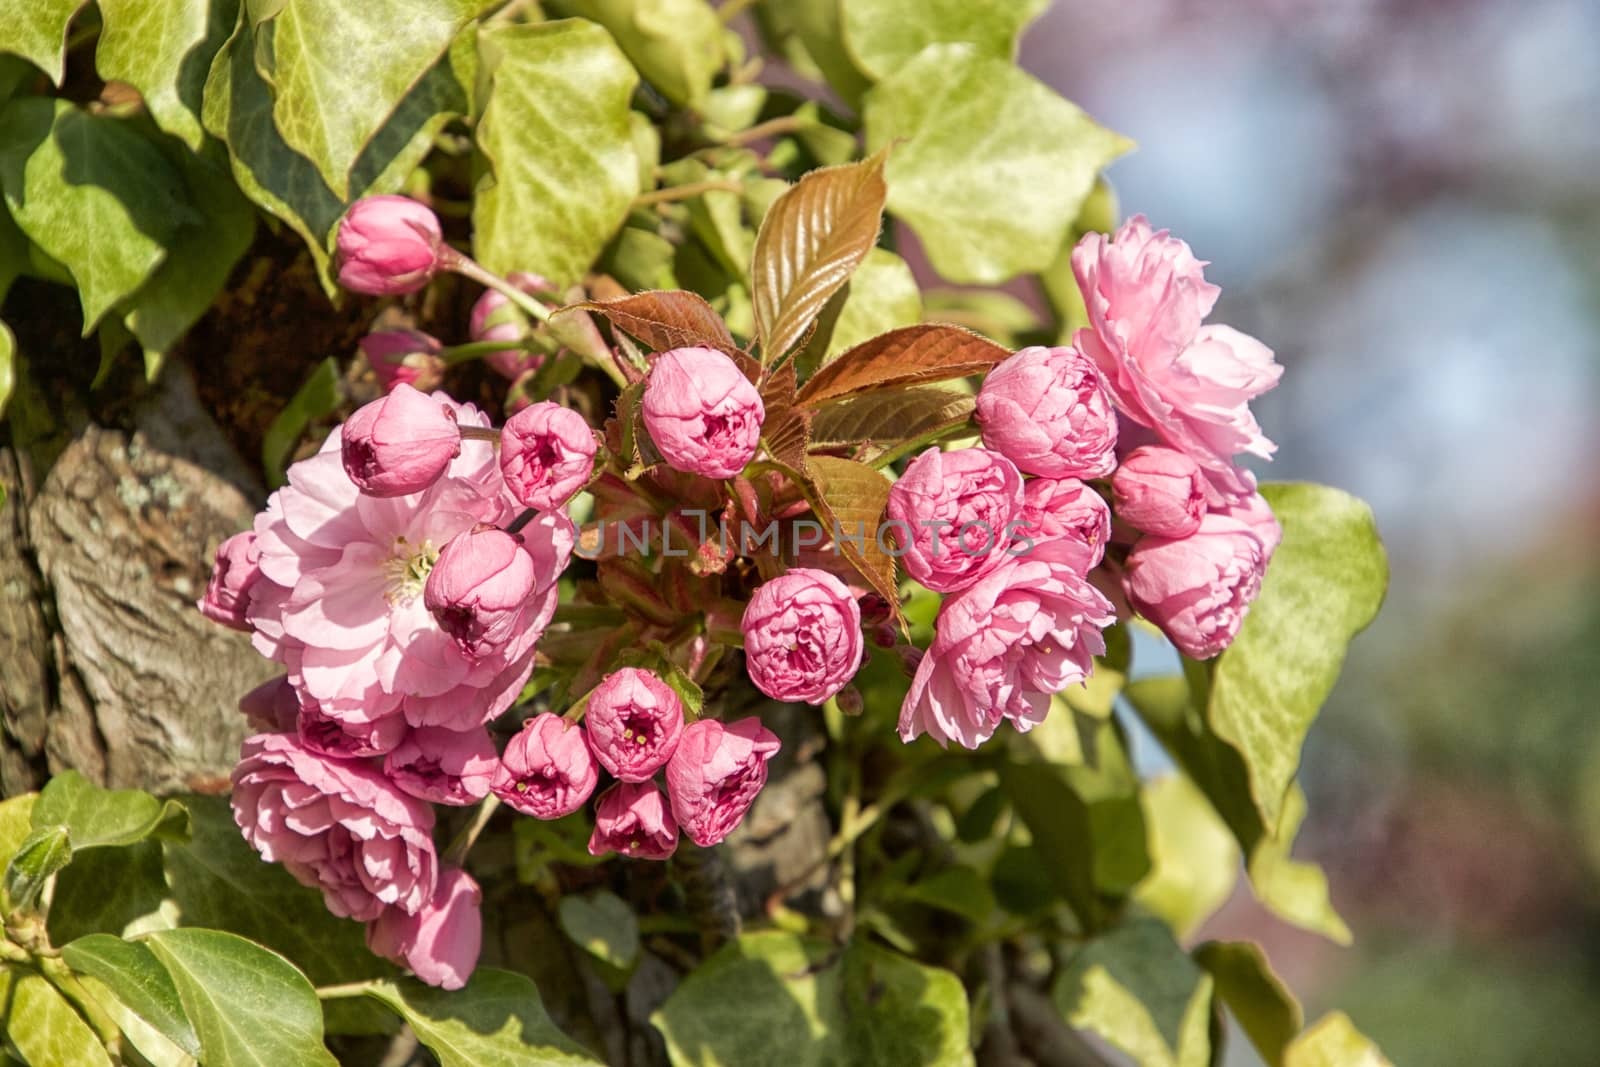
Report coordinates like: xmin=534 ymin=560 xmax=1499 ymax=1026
xmin=1053 ymin=919 xmax=1213 ymax=1067
xmin=4 ymin=825 xmax=70 ymax=913
xmin=1207 ymin=483 xmax=1387 ymax=832
xmin=0 ymin=200 xmax=27 ymax=301
xmin=0 ymin=318 xmax=14 ymax=421
xmin=31 ymin=769 xmax=190 ymax=852
xmin=262 ymin=356 xmax=341 ymax=487
xmin=250 ymin=0 xmax=479 ymax=198
xmin=762 ymin=0 xmax=872 ymax=108
xmin=0 ymin=98 xmax=192 ymax=331
xmin=750 ymin=153 xmax=887 ymax=363
xmin=652 ymin=932 xmax=973 ymax=1067
xmin=121 ymin=146 xmax=255 ymax=375
xmin=0 ymin=967 xmax=115 ymax=1067
xmin=161 ymin=796 xmax=393 ymax=1001
xmin=365 ymin=969 xmax=602 ymax=1066
xmin=473 ymin=19 xmax=640 ymax=286
xmin=48 ymin=839 xmax=172 ymax=944
xmin=62 ymin=934 xmax=201 ymax=1058
xmin=893 ymin=865 xmax=996 ymax=926
xmin=96 ymin=0 xmax=236 ymax=150
xmin=1285 ymin=1012 xmax=1394 ymax=1067
xmin=146 ymin=928 xmax=337 ymax=1067
xmin=863 ymin=44 xmax=1131 ymax=284
xmin=814 ymin=247 xmax=921 ymax=363
xmin=842 ymin=0 xmax=1049 ymax=80
xmin=557 ymin=890 xmax=640 ymax=972
xmin=556 ymin=0 xmax=724 ymax=108
xmin=1246 ymin=783 xmax=1351 ymax=946
xmin=1131 ymin=774 xmax=1239 ymax=940
xmin=795 ymin=323 xmax=1009 ymax=407
xmin=1194 ymin=941 xmax=1302 ymax=1067
xmin=0 ymin=794 xmax=37 ymax=871
xmin=0 ymin=0 xmax=87 ymax=85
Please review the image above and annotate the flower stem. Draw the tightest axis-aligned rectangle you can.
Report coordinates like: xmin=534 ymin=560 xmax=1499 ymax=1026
xmin=866 ymin=416 xmax=977 ymax=470
xmin=439 ymin=248 xmax=551 ymax=324
xmin=440 ymin=339 xmax=529 ymax=366
xmin=442 ymin=795 xmax=500 ymax=867
xmin=720 ymin=114 xmax=810 ymax=147
xmin=459 ymin=425 xmax=501 ymax=443
xmin=315 ymin=980 xmax=383 ymax=1001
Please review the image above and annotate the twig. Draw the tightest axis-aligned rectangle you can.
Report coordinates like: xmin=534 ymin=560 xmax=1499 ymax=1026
xmin=634 ymin=180 xmax=745 ymax=207
xmin=443 ymin=796 xmax=501 ymax=866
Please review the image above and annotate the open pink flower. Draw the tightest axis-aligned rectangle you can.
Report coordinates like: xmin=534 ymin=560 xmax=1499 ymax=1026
xmin=583 ymin=668 xmax=684 ymax=783
xmin=199 ymin=532 xmax=261 ymax=631
xmin=492 ymin=713 xmax=598 ymax=819
xmin=1018 ymin=479 xmax=1111 ymax=564
xmin=641 ymin=347 xmax=763 ymax=479
xmin=231 ymin=733 xmax=437 ymax=921
xmin=385 ymin=726 xmax=498 ymax=806
xmin=342 ymin=384 xmax=462 ymax=498
xmin=742 ymin=569 xmax=863 ymax=705
xmin=976 ymin=345 xmax=1117 ymax=478
xmin=1072 ymin=216 xmax=1281 ymax=500
xmin=666 ymin=717 xmax=780 ymax=847
xmin=298 ymin=697 xmax=408 ymax=759
xmin=367 ymin=867 xmax=481 ymax=990
xmin=1123 ymin=513 xmax=1267 ymax=659
xmin=899 ymin=539 xmax=1114 ymax=749
xmin=499 ymin=402 xmax=596 ymax=511
xmin=886 ymin=447 xmax=1024 ymax=593
xmin=248 ymin=398 xmax=570 ymax=734
xmin=335 ymin=196 xmax=443 ymax=296
xmin=588 ymin=781 xmax=678 ymax=860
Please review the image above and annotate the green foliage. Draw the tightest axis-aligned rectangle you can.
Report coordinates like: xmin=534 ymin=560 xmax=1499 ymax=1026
xmin=0 ymin=0 xmax=86 ymax=85
xmin=842 ymin=0 xmax=1049 ymax=80
xmin=0 ymin=968 xmax=115 ymax=1067
xmin=1053 ymin=920 xmax=1213 ymax=1067
xmin=364 ymin=969 xmax=603 ymax=1066
xmin=62 ymin=935 xmax=202 ymax=1058
xmin=262 ymin=356 xmax=341 ymax=485
xmin=652 ymin=932 xmax=972 ymax=1067
xmin=95 ymin=0 xmax=231 ymax=151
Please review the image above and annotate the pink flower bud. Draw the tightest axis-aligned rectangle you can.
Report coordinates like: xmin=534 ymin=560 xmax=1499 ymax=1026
xmin=641 ymin=347 xmax=764 ymax=479
xmin=239 ymin=675 xmax=299 ymax=733
xmin=492 ymin=713 xmax=598 ymax=819
xmin=360 ymin=329 xmax=445 ymax=393
xmin=341 ymin=384 xmax=462 ymax=497
xmin=499 ymin=402 xmax=597 ymax=511
xmin=298 ymin=700 xmax=407 ymax=759
xmin=335 ymin=196 xmax=444 ymax=296
xmin=1112 ymin=446 xmax=1206 ymax=538
xmin=665 ymin=717 xmax=780 ymax=847
xmin=385 ymin=726 xmax=498 ymax=806
xmin=977 ymin=345 xmax=1118 ymax=478
xmin=742 ymin=568 xmax=863 ymax=705
xmin=583 ymin=668 xmax=685 ymax=782
xmin=423 ymin=527 xmax=537 ymax=661
xmin=588 ymin=781 xmax=678 ymax=860
xmin=469 ymin=272 xmax=551 ymax=380
xmin=367 ymin=867 xmax=482 ymax=990
xmin=1123 ymin=514 xmax=1267 ymax=660
xmin=198 ymin=531 xmax=261 ymax=631
xmin=1018 ymin=478 xmax=1112 ymax=564
xmin=885 ymin=447 xmax=1024 ymax=593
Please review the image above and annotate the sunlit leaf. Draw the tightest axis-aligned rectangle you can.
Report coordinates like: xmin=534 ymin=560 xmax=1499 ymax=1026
xmin=0 ymin=967 xmax=115 ymax=1067
xmin=1285 ymin=1012 xmax=1394 ymax=1067
xmin=365 ymin=969 xmax=602 ymax=1067
xmin=557 ymin=0 xmax=724 ymax=108
xmin=96 ymin=0 xmax=235 ymax=150
xmin=809 ymin=386 xmax=971 ymax=446
xmin=63 ymin=934 xmax=201 ymax=1059
xmin=569 ymin=289 xmax=740 ymax=356
xmin=0 ymin=0 xmax=88 ymax=85
xmin=1132 ymin=774 xmax=1240 ymax=940
xmin=1194 ymin=941 xmax=1302 ymax=1067
xmin=841 ymin=0 xmax=1049 ymax=80
xmin=796 ymin=323 xmax=1009 ymax=407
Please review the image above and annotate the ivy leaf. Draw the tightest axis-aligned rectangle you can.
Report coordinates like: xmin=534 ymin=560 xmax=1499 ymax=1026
xmin=249 ymin=0 xmax=479 ymax=198
xmin=1246 ymin=783 xmax=1352 ymax=946
xmin=842 ymin=0 xmax=1050 ymax=80
xmin=802 ymin=456 xmax=899 ymax=622
xmin=1194 ymin=941 xmax=1302 ymax=1067
xmin=3 ymin=825 xmax=70 ymax=913
xmin=146 ymin=928 xmax=338 ymax=1067
xmin=652 ymin=932 xmax=972 ymax=1066
xmin=1285 ymin=1012 xmax=1395 ymax=1067
xmin=0 ymin=319 xmax=14 ymax=421
xmin=62 ymin=934 xmax=201 ymax=1058
xmin=568 ymin=289 xmax=740 ymax=356
xmin=760 ymin=0 xmax=872 ymax=108
xmin=1053 ymin=919 xmax=1214 ymax=1067
xmin=121 ymin=146 xmax=255 ymax=377
xmin=0 ymin=0 xmax=88 ymax=85
xmin=750 ymin=153 xmax=886 ymax=364
xmin=96 ymin=0 xmax=236 ymax=150
xmin=0 ymin=98 xmax=192 ymax=332
xmin=30 ymin=769 xmax=190 ymax=851
xmin=48 ymin=839 xmax=172 ymax=944
xmin=262 ymin=356 xmax=341 ymax=487
xmin=1207 ymin=483 xmax=1387 ymax=832
xmin=365 ymin=969 xmax=603 ymax=1066
xmin=796 ymin=323 xmax=1009 ymax=407
xmin=1131 ymin=774 xmax=1240 ymax=941
xmin=474 ymin=19 xmax=640 ymax=286
xmin=0 ymin=968 xmax=115 ymax=1067
xmin=864 ymin=44 xmax=1131 ymax=284
xmin=557 ymin=890 xmax=640 ymax=973
xmin=805 ymin=247 xmax=922 ymax=368
xmin=810 ymin=387 xmax=972 ymax=447
xmin=557 ymin=0 xmax=724 ymax=108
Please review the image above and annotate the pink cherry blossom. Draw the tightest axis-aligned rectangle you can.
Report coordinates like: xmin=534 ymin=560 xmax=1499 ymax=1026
xmin=741 ymin=569 xmax=863 ymax=705
xmin=385 ymin=726 xmax=498 ymax=806
xmin=976 ymin=345 xmax=1118 ymax=478
xmin=641 ymin=347 xmax=763 ymax=479
xmin=367 ymin=866 xmax=481 ymax=990
xmin=499 ymin=402 xmax=597 ymax=512
xmin=342 ymin=384 xmax=462 ymax=498
xmin=1123 ymin=513 xmax=1267 ymax=659
xmin=588 ymin=781 xmax=678 ymax=860
xmin=886 ymin=447 xmax=1024 ymax=593
xmin=198 ymin=531 xmax=261 ymax=631
xmin=1017 ymin=479 xmax=1112 ymax=565
xmin=335 ymin=196 xmax=443 ymax=296
xmin=1111 ymin=445 xmax=1206 ymax=538
xmin=492 ymin=713 xmax=598 ymax=819
xmin=583 ymin=668 xmax=685 ymax=783
xmin=360 ymin=329 xmax=445 ymax=393
xmin=665 ymin=717 xmax=780 ymax=847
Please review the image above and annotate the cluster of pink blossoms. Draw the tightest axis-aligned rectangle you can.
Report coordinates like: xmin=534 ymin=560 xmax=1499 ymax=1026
xmin=198 ymin=196 xmax=1284 ymax=989
xmin=897 ymin=215 xmax=1284 ymax=748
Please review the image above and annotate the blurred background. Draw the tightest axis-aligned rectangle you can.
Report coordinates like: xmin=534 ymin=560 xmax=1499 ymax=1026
xmin=1016 ymin=1 xmax=1600 ymax=1063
